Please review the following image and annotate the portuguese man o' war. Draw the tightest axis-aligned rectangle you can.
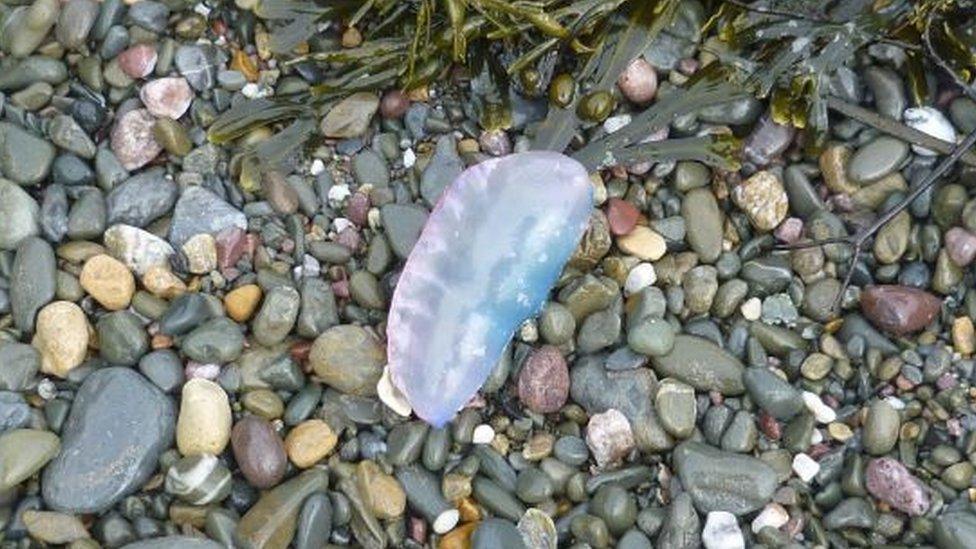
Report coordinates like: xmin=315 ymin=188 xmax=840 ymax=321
xmin=387 ymin=151 xmax=593 ymax=427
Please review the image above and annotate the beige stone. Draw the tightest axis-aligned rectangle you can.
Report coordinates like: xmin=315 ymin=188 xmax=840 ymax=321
xmin=616 ymin=226 xmax=666 ymax=261
xmin=79 ymin=254 xmax=135 ymax=310
xmin=225 ymin=284 xmax=262 ymax=322
xmin=32 ymin=301 xmax=89 ymax=378
xmin=182 ymin=234 xmax=218 ymax=274
xmin=819 ymin=144 xmax=858 ymax=195
xmin=141 ymin=265 xmax=187 ymax=299
xmin=953 ymin=316 xmax=976 ymax=356
xmin=176 ymin=378 xmax=232 ymax=456
xmin=732 ymin=170 xmax=788 ymax=231
xmin=285 ymin=419 xmax=338 ymax=468
xmin=356 ymin=460 xmax=405 ymax=519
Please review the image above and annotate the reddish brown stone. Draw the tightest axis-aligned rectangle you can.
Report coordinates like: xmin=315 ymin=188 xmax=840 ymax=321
xmin=346 ymin=192 xmax=370 ymax=226
xmin=380 ymin=90 xmax=409 ymax=119
xmin=231 ymin=415 xmax=287 ymax=489
xmin=117 ymin=44 xmax=158 ymax=79
xmin=758 ymin=411 xmax=781 ymax=440
xmin=860 ymin=285 xmax=941 ymax=336
xmin=605 ymin=198 xmax=640 ymax=236
xmin=517 ymin=345 xmax=570 ymax=414
xmin=866 ymin=457 xmax=931 ymax=516
xmin=215 ymin=226 xmax=247 ymax=271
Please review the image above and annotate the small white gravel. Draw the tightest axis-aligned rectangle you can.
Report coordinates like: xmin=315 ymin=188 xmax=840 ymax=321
xmin=624 ymin=263 xmax=657 ymax=295
xmin=603 ymin=114 xmax=632 ymax=134
xmin=433 ymin=509 xmax=460 ymax=534
xmin=792 ymin=452 xmax=820 ymax=482
xmin=472 ymin=424 xmax=495 ymax=444
xmin=802 ymin=391 xmax=837 ymax=423
xmin=703 ymin=511 xmax=744 ymax=549
xmin=751 ymin=503 xmax=789 ymax=533
xmin=310 ymin=158 xmax=325 ymax=175
xmin=740 ymin=297 xmax=762 ymax=321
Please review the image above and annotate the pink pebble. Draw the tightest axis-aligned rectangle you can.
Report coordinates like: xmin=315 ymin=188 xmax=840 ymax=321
xmin=140 ymin=77 xmax=194 ymax=120
xmin=945 ymin=227 xmax=976 ymax=267
xmin=865 ymin=457 xmax=931 ymax=516
xmin=118 ymin=44 xmax=158 ymax=79
xmin=111 ymin=108 xmax=162 ymax=170
xmin=774 ymin=217 xmax=803 ymax=244
xmin=185 ymin=362 xmax=221 ymax=380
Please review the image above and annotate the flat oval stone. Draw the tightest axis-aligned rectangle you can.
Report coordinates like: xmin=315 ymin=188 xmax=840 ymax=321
xmin=388 ymin=152 xmax=592 ymax=426
xmin=0 ymin=179 xmax=40 ymax=250
xmin=865 ymin=457 xmax=930 ymax=516
xmin=673 ymin=441 xmax=776 ymax=516
xmin=847 ymin=136 xmax=909 ymax=184
xmin=231 ymin=415 xmax=286 ymax=489
xmin=42 ymin=367 xmax=175 ymax=513
xmin=10 ymin=236 xmax=56 ymax=332
xmin=120 ymin=538 xmax=223 ymax=549
xmin=860 ymin=285 xmax=941 ymax=335
xmin=650 ymin=335 xmax=745 ymax=395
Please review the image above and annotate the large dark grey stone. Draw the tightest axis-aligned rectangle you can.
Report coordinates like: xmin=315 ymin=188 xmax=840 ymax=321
xmin=42 ymin=367 xmax=175 ymax=513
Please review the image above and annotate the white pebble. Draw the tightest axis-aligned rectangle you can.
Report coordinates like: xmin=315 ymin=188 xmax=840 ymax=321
xmin=884 ymin=396 xmax=906 ymax=410
xmin=472 ymin=424 xmax=495 ymax=444
xmin=703 ymin=511 xmax=744 ymax=549
xmin=751 ymin=503 xmax=789 ymax=533
xmin=332 ymin=217 xmax=353 ymax=234
xmin=792 ymin=453 xmax=820 ymax=482
xmin=903 ymin=106 xmax=957 ymax=156
xmin=624 ymin=263 xmax=657 ymax=295
xmin=603 ymin=114 xmax=632 ymax=134
xmin=327 ymin=183 xmax=351 ymax=207
xmin=376 ymin=368 xmax=412 ymax=417
xmin=519 ymin=319 xmax=539 ymax=343
xmin=37 ymin=378 xmax=57 ymax=400
xmin=193 ymin=3 xmax=211 ymax=16
xmin=240 ymin=83 xmax=265 ymax=99
xmin=801 ymin=391 xmax=837 ymax=423
xmin=403 ymin=148 xmax=417 ymax=168
xmin=310 ymin=158 xmax=325 ymax=175
xmin=433 ymin=509 xmax=460 ymax=534
xmin=740 ymin=297 xmax=762 ymax=321
xmin=811 ymin=428 xmax=824 ymax=444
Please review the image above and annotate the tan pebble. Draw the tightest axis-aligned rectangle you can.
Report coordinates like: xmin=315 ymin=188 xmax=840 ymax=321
xmin=182 ymin=234 xmax=218 ymax=274
xmin=22 ymin=510 xmax=90 ymax=545
xmin=285 ymin=419 xmax=338 ymax=468
xmin=225 ymin=284 xmax=263 ymax=322
xmin=176 ymin=378 xmax=232 ymax=456
xmin=827 ymin=422 xmax=853 ymax=441
xmin=953 ymin=317 xmax=976 ymax=356
xmin=141 ymin=265 xmax=187 ymax=299
xmin=732 ymin=170 xmax=789 ymax=231
xmin=79 ymin=254 xmax=135 ymax=310
xmin=819 ymin=144 xmax=858 ymax=195
xmin=616 ymin=226 xmax=666 ymax=261
xmin=32 ymin=301 xmax=89 ymax=378
xmin=356 ymin=460 xmax=406 ymax=519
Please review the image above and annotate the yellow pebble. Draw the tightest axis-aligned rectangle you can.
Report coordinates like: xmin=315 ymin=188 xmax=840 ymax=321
xmin=953 ymin=317 xmax=976 ymax=356
xmin=224 ymin=284 xmax=262 ymax=322
xmin=285 ymin=419 xmax=338 ymax=468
